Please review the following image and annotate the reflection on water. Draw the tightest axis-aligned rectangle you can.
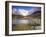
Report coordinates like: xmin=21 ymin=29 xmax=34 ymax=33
xmin=13 ymin=18 xmax=40 ymax=25
xmin=14 ymin=19 xmax=40 ymax=24
xmin=15 ymin=19 xmax=31 ymax=24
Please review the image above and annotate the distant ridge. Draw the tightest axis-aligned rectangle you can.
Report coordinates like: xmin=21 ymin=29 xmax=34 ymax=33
xmin=30 ymin=11 xmax=41 ymax=18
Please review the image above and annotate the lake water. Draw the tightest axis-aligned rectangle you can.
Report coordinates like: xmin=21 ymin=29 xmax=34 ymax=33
xmin=12 ymin=18 xmax=40 ymax=25
xmin=13 ymin=19 xmax=32 ymax=24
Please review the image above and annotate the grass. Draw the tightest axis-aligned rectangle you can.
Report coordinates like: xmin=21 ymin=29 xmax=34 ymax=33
xmin=12 ymin=23 xmax=41 ymax=31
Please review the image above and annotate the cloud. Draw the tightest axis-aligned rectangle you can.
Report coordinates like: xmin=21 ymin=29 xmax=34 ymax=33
xmin=12 ymin=7 xmax=41 ymax=15
xmin=18 ymin=9 xmax=29 ymax=16
xmin=12 ymin=8 xmax=17 ymax=15
xmin=13 ymin=8 xmax=17 ymax=11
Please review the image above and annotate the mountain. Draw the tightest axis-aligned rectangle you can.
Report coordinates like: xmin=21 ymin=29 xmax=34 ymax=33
xmin=30 ymin=11 xmax=41 ymax=18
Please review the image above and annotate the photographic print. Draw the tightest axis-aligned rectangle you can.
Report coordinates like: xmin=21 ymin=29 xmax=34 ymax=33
xmin=5 ymin=1 xmax=45 ymax=36
xmin=12 ymin=6 xmax=41 ymax=31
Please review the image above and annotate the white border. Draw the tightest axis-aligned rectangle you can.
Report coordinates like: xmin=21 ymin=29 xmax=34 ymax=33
xmin=9 ymin=3 xmax=44 ymax=35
